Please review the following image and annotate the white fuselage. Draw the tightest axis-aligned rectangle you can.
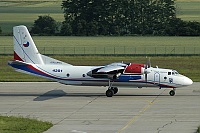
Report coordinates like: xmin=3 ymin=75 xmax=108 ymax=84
xmin=15 ymin=63 xmax=193 ymax=89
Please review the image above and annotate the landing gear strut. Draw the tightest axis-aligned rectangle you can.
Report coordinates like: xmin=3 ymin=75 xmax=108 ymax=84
xmin=169 ymin=88 xmax=176 ymax=96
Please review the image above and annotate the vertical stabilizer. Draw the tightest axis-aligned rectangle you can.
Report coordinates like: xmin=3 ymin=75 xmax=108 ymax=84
xmin=13 ymin=25 xmax=43 ymax=64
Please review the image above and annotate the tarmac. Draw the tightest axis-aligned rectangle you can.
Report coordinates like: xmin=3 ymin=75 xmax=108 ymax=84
xmin=0 ymin=82 xmax=199 ymax=133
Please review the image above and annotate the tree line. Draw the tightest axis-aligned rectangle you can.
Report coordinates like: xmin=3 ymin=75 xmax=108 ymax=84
xmin=30 ymin=0 xmax=200 ymax=36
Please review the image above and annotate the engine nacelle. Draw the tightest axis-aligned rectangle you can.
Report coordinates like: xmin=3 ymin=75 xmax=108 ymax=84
xmin=112 ymin=73 xmax=121 ymax=79
xmin=123 ymin=63 xmax=145 ymax=75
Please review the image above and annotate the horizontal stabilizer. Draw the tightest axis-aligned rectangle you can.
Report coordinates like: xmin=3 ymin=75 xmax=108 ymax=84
xmin=8 ymin=60 xmax=28 ymax=66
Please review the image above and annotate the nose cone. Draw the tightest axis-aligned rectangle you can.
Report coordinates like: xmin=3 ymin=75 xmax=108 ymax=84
xmin=183 ymin=76 xmax=193 ymax=86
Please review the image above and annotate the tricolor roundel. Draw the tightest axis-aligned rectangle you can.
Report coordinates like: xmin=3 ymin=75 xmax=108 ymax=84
xmin=23 ymin=42 xmax=29 ymax=47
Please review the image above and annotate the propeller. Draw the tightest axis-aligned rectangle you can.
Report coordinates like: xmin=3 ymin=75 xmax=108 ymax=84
xmin=144 ymin=57 xmax=151 ymax=82
xmin=147 ymin=57 xmax=151 ymax=68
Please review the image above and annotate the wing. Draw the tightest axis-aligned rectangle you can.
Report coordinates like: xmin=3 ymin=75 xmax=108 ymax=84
xmin=97 ymin=65 xmax=125 ymax=73
xmin=87 ymin=62 xmax=127 ymax=79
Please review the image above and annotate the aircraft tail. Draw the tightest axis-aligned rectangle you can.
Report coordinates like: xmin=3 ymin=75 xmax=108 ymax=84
xmin=13 ymin=25 xmax=44 ymax=64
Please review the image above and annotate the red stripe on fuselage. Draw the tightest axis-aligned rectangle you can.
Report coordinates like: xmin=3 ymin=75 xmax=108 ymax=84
xmin=27 ymin=64 xmax=54 ymax=78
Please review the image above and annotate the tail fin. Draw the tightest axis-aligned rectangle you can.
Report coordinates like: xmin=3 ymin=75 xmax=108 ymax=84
xmin=13 ymin=25 xmax=44 ymax=64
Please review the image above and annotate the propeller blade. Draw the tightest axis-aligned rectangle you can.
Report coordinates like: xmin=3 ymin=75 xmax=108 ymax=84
xmin=145 ymin=57 xmax=151 ymax=68
xmin=145 ymin=73 xmax=147 ymax=82
xmin=145 ymin=56 xmax=148 ymax=69
xmin=147 ymin=57 xmax=151 ymax=68
xmin=145 ymin=57 xmax=151 ymax=82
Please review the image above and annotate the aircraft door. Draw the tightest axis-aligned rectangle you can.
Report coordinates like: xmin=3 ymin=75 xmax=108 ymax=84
xmin=154 ymin=72 xmax=160 ymax=84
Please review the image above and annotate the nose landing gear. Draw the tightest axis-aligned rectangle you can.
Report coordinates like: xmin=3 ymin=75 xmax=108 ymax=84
xmin=169 ymin=88 xmax=176 ymax=96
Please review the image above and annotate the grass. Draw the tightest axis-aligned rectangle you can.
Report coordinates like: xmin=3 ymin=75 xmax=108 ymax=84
xmin=0 ymin=1 xmax=200 ymax=34
xmin=198 ymin=126 xmax=200 ymax=133
xmin=0 ymin=115 xmax=53 ymax=133
xmin=176 ymin=1 xmax=200 ymax=22
xmin=1 ymin=36 xmax=200 ymax=47
xmin=0 ymin=1 xmax=63 ymax=34
xmin=1 ymin=36 xmax=200 ymax=55
xmin=1 ymin=55 xmax=199 ymax=82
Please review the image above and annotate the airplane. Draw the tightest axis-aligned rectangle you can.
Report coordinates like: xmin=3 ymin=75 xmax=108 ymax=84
xmin=8 ymin=25 xmax=193 ymax=97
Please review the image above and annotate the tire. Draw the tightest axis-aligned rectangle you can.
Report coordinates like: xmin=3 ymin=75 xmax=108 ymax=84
xmin=106 ymin=89 xmax=114 ymax=97
xmin=112 ymin=87 xmax=118 ymax=94
xmin=169 ymin=90 xmax=175 ymax=96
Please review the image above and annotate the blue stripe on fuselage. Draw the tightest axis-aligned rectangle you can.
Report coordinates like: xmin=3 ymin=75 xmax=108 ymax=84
xmin=118 ymin=75 xmax=141 ymax=82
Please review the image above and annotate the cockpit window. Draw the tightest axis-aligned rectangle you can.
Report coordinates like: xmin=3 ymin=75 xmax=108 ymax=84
xmin=168 ymin=70 xmax=179 ymax=76
xmin=173 ymin=70 xmax=179 ymax=75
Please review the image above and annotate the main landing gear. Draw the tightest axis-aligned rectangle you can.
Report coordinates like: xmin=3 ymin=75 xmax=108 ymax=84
xmin=106 ymin=80 xmax=118 ymax=97
xmin=106 ymin=87 xmax=118 ymax=97
xmin=169 ymin=88 xmax=176 ymax=96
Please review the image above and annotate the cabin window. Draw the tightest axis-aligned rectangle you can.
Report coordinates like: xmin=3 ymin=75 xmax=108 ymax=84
xmin=82 ymin=74 xmax=86 ymax=77
xmin=66 ymin=73 xmax=70 ymax=77
xmin=168 ymin=72 xmax=171 ymax=75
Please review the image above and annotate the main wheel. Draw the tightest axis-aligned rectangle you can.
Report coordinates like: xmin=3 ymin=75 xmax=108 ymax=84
xmin=169 ymin=90 xmax=175 ymax=96
xmin=106 ymin=89 xmax=114 ymax=97
xmin=112 ymin=87 xmax=118 ymax=94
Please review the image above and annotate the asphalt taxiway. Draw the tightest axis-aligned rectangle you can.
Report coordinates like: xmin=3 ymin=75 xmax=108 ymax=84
xmin=0 ymin=82 xmax=199 ymax=133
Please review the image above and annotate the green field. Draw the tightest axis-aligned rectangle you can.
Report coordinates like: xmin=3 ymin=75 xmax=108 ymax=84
xmin=1 ymin=36 xmax=200 ymax=47
xmin=1 ymin=36 xmax=200 ymax=55
xmin=0 ymin=1 xmax=200 ymax=34
xmin=176 ymin=1 xmax=200 ymax=22
xmin=0 ymin=1 xmax=63 ymax=34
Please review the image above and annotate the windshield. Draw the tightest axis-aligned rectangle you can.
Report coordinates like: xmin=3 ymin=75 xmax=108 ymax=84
xmin=172 ymin=70 xmax=179 ymax=75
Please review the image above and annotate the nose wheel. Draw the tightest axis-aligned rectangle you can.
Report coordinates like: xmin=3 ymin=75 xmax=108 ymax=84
xmin=169 ymin=88 xmax=176 ymax=96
